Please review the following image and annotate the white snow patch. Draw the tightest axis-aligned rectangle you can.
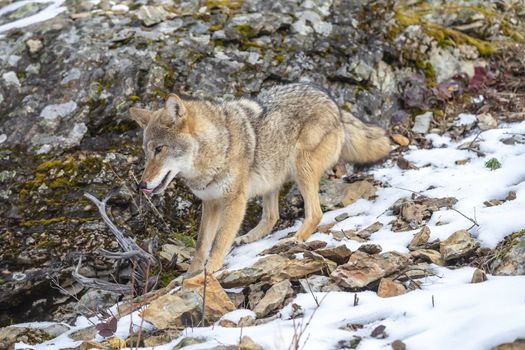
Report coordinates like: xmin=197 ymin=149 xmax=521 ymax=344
xmin=0 ymin=0 xmax=67 ymax=34
xmin=219 ymin=309 xmax=256 ymax=324
xmin=111 ymin=4 xmax=129 ymax=12
xmin=456 ymin=113 xmax=477 ymax=126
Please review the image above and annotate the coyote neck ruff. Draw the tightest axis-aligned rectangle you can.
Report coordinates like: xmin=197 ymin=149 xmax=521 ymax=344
xmin=129 ymin=83 xmax=390 ymax=273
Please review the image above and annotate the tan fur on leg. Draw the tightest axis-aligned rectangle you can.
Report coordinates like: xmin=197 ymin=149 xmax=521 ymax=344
xmin=207 ymin=190 xmax=248 ymax=272
xmin=187 ymin=200 xmax=221 ymax=274
xmin=294 ymin=131 xmax=343 ymax=241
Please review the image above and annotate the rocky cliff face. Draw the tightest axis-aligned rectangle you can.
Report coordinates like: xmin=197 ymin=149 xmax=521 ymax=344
xmin=0 ymin=0 xmax=523 ymax=326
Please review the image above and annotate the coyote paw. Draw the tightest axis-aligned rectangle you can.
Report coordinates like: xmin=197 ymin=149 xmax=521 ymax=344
xmin=234 ymin=235 xmax=254 ymax=246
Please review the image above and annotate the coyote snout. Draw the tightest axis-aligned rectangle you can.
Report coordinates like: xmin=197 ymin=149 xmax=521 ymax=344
xmin=128 ymin=84 xmax=390 ymax=274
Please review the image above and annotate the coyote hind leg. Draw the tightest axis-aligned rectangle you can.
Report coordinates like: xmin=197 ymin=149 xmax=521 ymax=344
xmin=235 ymin=190 xmax=279 ymax=245
xmin=294 ymin=130 xmax=343 ymax=242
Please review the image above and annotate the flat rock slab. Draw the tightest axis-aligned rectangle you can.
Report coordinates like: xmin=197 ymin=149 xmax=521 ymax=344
xmin=142 ymin=273 xmax=235 ymax=329
xmin=219 ymin=255 xmax=327 ymax=288
xmin=331 ymin=251 xmax=410 ymax=289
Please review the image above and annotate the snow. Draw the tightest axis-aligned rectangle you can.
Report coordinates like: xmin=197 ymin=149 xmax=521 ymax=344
xmin=0 ymin=0 xmax=67 ymax=34
xmin=456 ymin=113 xmax=477 ymax=126
xmin=14 ymin=120 xmax=525 ymax=349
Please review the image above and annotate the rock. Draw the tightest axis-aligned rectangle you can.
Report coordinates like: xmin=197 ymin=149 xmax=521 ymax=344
xmin=69 ymin=326 xmax=96 ymax=341
xmin=331 ymin=251 xmax=410 ymax=289
xmin=391 ymin=134 xmax=410 ymax=146
xmin=219 ymin=309 xmax=256 ymax=328
xmin=0 ymin=327 xmax=51 ymax=348
xmin=316 ymin=245 xmax=352 ymax=264
xmin=219 ymin=255 xmax=327 ymax=288
xmin=492 ymin=232 xmax=525 ymax=275
xmin=158 ymin=244 xmax=194 ymax=263
xmin=471 ymin=268 xmax=487 ymax=283
xmin=371 ymin=324 xmax=387 ymax=338
xmin=292 ymin=10 xmax=332 ymax=36
xmin=335 ymin=212 xmax=350 ymax=222
xmin=238 ymin=336 xmax=263 ymax=350
xmin=26 ymin=39 xmax=43 ymax=54
xmin=358 ymin=243 xmax=382 ymax=254
xmin=377 ymin=278 xmax=406 ymax=298
xmin=299 ymin=275 xmax=341 ymax=293
xmin=141 ymin=292 xmax=201 ymax=329
xmin=412 ymin=112 xmax=433 ymax=134
xmin=390 ymin=196 xmax=457 ymax=232
xmin=79 ymin=341 xmax=105 ymax=349
xmin=258 ymin=239 xmax=309 ymax=256
xmin=142 ymin=329 xmax=180 ymax=347
xmin=477 ymin=112 xmax=498 ymax=130
xmin=136 ymin=5 xmax=171 ymax=26
xmin=142 ymin=274 xmax=235 ymax=328
xmin=75 ymin=289 xmax=120 ymax=316
xmin=172 ymin=337 xmax=207 ymax=349
xmin=341 ymin=181 xmax=377 ymax=206
xmin=108 ymin=336 xmax=126 ymax=348
xmin=307 ymin=240 xmax=328 ymax=250
xmin=440 ymin=230 xmax=479 ymax=261
xmin=397 ymin=157 xmax=418 ymax=170
xmin=253 ymin=279 xmax=293 ymax=318
xmin=408 ymin=226 xmax=431 ymax=251
xmin=42 ymin=323 xmax=70 ymax=338
xmin=493 ymin=338 xmax=525 ymax=350
xmin=356 ymin=222 xmax=384 ymax=239
xmin=320 ymin=180 xmax=351 ymax=210
xmin=40 ymin=101 xmax=78 ymax=122
xmin=317 ymin=223 xmax=335 ymax=233
xmin=183 ymin=273 xmax=236 ymax=322
xmin=2 ymin=71 xmax=20 ymax=88
xmin=392 ymin=339 xmax=407 ymax=350
xmin=411 ymin=249 xmax=445 ymax=266
xmin=224 ymin=13 xmax=293 ymax=41
xmin=429 ymin=47 xmax=474 ymax=83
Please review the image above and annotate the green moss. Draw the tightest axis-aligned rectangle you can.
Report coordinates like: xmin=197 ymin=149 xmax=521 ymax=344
xmin=415 ymin=60 xmax=437 ymax=85
xmin=21 ymin=217 xmax=67 ymax=227
xmin=172 ymin=232 xmax=195 ymax=248
xmin=162 ymin=64 xmax=176 ymax=90
xmin=273 ymin=54 xmax=286 ymax=63
xmin=158 ymin=270 xmax=180 ymax=288
xmin=206 ymin=0 xmax=243 ymax=10
xmin=235 ymin=24 xmax=258 ymax=39
xmin=208 ymin=23 xmax=223 ymax=32
xmin=394 ymin=5 xmax=498 ymax=56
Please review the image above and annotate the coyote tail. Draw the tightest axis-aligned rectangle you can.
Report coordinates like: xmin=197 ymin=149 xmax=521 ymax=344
xmin=339 ymin=111 xmax=390 ymax=164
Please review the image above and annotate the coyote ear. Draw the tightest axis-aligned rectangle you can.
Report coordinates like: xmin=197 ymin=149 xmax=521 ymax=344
xmin=128 ymin=107 xmax=153 ymax=128
xmin=165 ymin=94 xmax=186 ymax=119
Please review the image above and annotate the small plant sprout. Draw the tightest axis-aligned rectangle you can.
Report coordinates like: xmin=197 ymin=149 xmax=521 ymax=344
xmin=485 ymin=158 xmax=501 ymax=170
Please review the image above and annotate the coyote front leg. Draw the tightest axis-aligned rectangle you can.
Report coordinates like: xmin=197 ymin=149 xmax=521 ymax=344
xmin=187 ymin=200 xmax=221 ymax=274
xmin=207 ymin=190 xmax=248 ymax=273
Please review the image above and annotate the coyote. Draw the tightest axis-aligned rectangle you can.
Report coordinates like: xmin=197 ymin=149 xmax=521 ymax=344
xmin=129 ymin=84 xmax=390 ymax=273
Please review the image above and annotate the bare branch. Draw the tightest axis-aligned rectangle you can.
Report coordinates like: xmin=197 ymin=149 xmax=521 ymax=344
xmin=73 ymin=256 xmax=133 ymax=294
xmin=449 ymin=207 xmax=479 ymax=228
xmin=83 ymin=192 xmax=157 ymax=266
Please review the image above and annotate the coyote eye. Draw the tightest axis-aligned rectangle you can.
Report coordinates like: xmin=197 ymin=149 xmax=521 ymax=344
xmin=154 ymin=145 xmax=164 ymax=155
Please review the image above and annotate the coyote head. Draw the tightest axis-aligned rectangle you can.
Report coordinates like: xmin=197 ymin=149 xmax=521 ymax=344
xmin=128 ymin=94 xmax=196 ymax=195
